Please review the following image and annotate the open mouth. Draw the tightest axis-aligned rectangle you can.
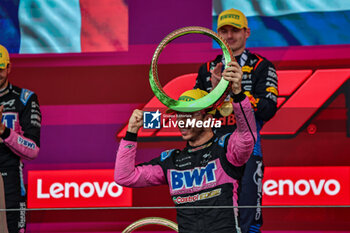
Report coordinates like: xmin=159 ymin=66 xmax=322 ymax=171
xmin=180 ymin=128 xmax=190 ymax=136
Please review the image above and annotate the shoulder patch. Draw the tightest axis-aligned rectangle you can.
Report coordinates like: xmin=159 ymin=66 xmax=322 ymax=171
xmin=266 ymin=86 xmax=278 ymax=96
xmin=20 ymin=89 xmax=34 ymax=106
xmin=124 ymin=144 xmax=135 ymax=149
xmin=218 ymin=133 xmax=231 ymax=148
xmin=161 ymin=149 xmax=175 ymax=161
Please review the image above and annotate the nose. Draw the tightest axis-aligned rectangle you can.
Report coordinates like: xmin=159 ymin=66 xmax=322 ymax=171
xmin=227 ymin=30 xmax=234 ymax=38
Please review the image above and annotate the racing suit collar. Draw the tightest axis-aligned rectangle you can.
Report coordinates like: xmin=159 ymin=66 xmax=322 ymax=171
xmin=0 ymin=83 xmax=11 ymax=97
xmin=185 ymin=136 xmax=215 ymax=153
xmin=221 ymin=49 xmax=249 ymax=67
xmin=235 ymin=54 xmax=241 ymax=63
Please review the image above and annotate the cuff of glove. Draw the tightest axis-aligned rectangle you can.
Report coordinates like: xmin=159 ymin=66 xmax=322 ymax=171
xmin=125 ymin=131 xmax=138 ymax=142
xmin=232 ymin=91 xmax=246 ymax=103
xmin=0 ymin=127 xmax=10 ymax=140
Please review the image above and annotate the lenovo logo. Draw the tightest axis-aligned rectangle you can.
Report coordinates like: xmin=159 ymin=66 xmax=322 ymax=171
xmin=28 ymin=170 xmax=132 ymax=208
xmin=262 ymin=167 xmax=350 ymax=206
xmin=264 ymin=179 xmax=340 ymax=196
xmin=37 ymin=179 xmax=123 ymax=199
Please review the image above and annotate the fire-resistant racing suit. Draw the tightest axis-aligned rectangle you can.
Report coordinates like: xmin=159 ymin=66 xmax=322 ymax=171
xmin=115 ymin=94 xmax=256 ymax=233
xmin=0 ymin=83 xmax=41 ymax=233
xmin=194 ymin=49 xmax=278 ymax=233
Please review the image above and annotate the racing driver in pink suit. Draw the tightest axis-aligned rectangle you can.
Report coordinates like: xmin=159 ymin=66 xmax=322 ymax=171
xmin=115 ymin=61 xmax=256 ymax=233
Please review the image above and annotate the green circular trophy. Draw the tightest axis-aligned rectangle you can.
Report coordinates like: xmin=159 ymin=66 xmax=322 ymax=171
xmin=149 ymin=26 xmax=234 ymax=112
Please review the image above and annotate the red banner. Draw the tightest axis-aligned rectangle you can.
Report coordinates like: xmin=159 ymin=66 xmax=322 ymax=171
xmin=117 ymin=69 xmax=350 ymax=138
xmin=263 ymin=167 xmax=350 ymax=206
xmin=27 ymin=169 xmax=132 ymax=208
xmin=28 ymin=167 xmax=350 ymax=208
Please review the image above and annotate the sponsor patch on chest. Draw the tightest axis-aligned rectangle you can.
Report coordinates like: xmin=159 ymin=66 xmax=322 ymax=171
xmin=173 ymin=188 xmax=222 ymax=204
xmin=169 ymin=161 xmax=217 ymax=191
xmin=1 ymin=112 xmax=18 ymax=130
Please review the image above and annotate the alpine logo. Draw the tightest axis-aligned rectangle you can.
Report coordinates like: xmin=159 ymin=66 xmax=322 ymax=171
xmin=0 ymin=99 xmax=15 ymax=107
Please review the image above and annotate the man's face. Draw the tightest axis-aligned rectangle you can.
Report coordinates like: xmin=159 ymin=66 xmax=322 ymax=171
xmin=0 ymin=65 xmax=10 ymax=90
xmin=218 ymin=25 xmax=250 ymax=54
xmin=177 ymin=111 xmax=210 ymax=142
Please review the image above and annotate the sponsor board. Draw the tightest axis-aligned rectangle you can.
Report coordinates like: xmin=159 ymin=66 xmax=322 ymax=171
xmin=27 ymin=167 xmax=350 ymax=207
xmin=262 ymin=167 xmax=350 ymax=206
xmin=117 ymin=69 xmax=350 ymax=138
xmin=28 ymin=169 xmax=132 ymax=208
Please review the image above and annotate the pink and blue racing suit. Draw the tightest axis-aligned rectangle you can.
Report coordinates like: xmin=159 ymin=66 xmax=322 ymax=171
xmin=115 ymin=94 xmax=256 ymax=233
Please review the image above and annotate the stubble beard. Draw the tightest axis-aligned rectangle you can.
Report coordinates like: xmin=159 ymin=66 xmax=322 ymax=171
xmin=187 ymin=127 xmax=206 ymax=143
xmin=0 ymin=74 xmax=8 ymax=91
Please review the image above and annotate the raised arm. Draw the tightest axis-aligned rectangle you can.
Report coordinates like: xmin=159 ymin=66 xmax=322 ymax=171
xmin=226 ymin=96 xmax=256 ymax=166
xmin=220 ymin=61 xmax=257 ymax=166
xmin=114 ymin=110 xmax=166 ymax=188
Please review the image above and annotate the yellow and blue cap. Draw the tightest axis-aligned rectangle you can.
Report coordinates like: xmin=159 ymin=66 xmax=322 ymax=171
xmin=0 ymin=45 xmax=10 ymax=69
xmin=167 ymin=89 xmax=216 ymax=115
xmin=217 ymin=8 xmax=248 ymax=30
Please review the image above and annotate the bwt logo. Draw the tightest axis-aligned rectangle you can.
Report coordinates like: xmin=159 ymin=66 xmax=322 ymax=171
xmin=170 ymin=161 xmax=217 ymax=190
xmin=143 ymin=110 xmax=161 ymax=129
xmin=18 ymin=136 xmax=36 ymax=149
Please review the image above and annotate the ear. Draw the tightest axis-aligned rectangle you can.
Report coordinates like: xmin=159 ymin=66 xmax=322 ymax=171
xmin=7 ymin=63 xmax=11 ymax=75
xmin=245 ymin=28 xmax=251 ymax=39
